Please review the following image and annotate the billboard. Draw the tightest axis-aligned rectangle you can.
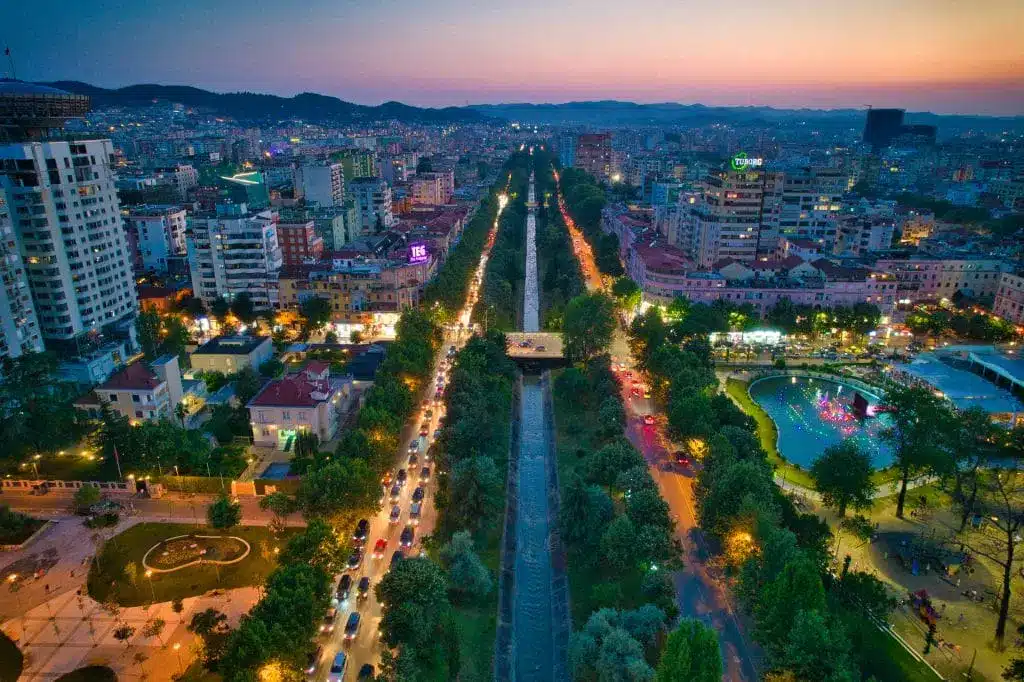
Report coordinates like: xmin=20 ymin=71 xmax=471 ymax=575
xmin=408 ymin=242 xmax=429 ymax=265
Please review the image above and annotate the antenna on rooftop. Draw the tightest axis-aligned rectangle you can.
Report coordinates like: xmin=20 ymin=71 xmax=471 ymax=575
xmin=3 ymin=46 xmax=15 ymax=80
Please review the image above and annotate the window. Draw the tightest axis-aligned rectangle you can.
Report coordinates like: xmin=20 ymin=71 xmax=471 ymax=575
xmin=109 ymin=393 xmax=117 ymax=402
xmin=135 ymin=410 xmax=143 ymax=418
xmin=282 ymin=411 xmax=291 ymax=420
xmin=132 ymin=394 xmax=140 ymax=402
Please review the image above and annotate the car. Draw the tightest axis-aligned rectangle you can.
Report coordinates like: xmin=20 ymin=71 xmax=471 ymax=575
xmin=412 ymin=486 xmax=425 ymax=502
xmin=518 ymin=340 xmax=532 ymax=348
xmin=433 ymin=429 xmax=441 ymax=439
xmin=535 ymin=345 xmax=546 ymax=352
xmin=380 ymin=471 xmax=393 ymax=487
xmin=397 ymin=468 xmax=408 ymax=485
xmin=372 ymin=538 xmax=387 ymax=559
xmin=357 ymin=663 xmax=376 ymax=681
xmin=389 ymin=504 xmax=402 ymax=523
xmin=421 ymin=399 xmax=430 ymax=409
xmin=408 ymin=453 xmax=419 ymax=467
xmin=449 ymin=345 xmax=456 ymax=353
xmin=419 ymin=424 xmax=430 ymax=437
xmin=425 ymin=409 xmax=433 ymax=419
xmin=400 ymin=525 xmax=415 ymax=548
xmin=320 ymin=606 xmax=337 ymax=633
xmin=674 ymin=452 xmax=690 ymax=466
xmin=357 ymin=576 xmax=371 ymax=600
xmin=390 ymin=550 xmax=405 ymax=569
xmin=420 ymin=466 xmax=431 ymax=482
xmin=352 ymin=519 xmax=369 ymax=543
xmin=643 ymin=414 xmax=656 ymax=426
xmin=409 ymin=501 xmax=422 ymax=525
xmin=343 ymin=611 xmax=361 ymax=641
xmin=336 ymin=574 xmax=352 ymax=601
xmin=389 ymin=483 xmax=402 ymax=502
xmin=346 ymin=548 xmax=363 ymax=571
xmin=408 ymin=440 xmax=420 ymax=453
xmin=643 ymin=388 xmax=651 ymax=399
xmin=305 ymin=645 xmax=323 ymax=675
xmin=630 ymin=387 xmax=642 ymax=398
xmin=435 ymin=389 xmax=443 ymax=400
xmin=328 ymin=652 xmax=347 ymax=681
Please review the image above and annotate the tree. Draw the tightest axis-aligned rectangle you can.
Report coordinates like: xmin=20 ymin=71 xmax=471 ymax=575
xmin=610 ymin=277 xmax=641 ymax=311
xmin=162 ymin=316 xmax=192 ymax=364
xmin=560 ymin=474 xmax=614 ymax=549
xmin=210 ymin=296 xmax=231 ymax=323
xmin=375 ymin=557 xmax=450 ymax=652
xmin=779 ymin=610 xmax=857 ymax=682
xmin=136 ymin=310 xmax=162 ymax=361
xmin=259 ymin=491 xmax=297 ymax=530
xmin=563 ymin=293 xmax=615 ymax=363
xmin=809 ymin=440 xmax=876 ymax=517
xmin=656 ymin=619 xmax=722 ymax=682
xmin=881 ymin=385 xmax=955 ymax=517
xmin=448 ymin=456 xmax=502 ymax=532
xmin=73 ymin=484 xmax=102 ymax=513
xmin=140 ymin=618 xmax=166 ymax=645
xmin=230 ymin=293 xmax=256 ymax=324
xmin=601 ymin=515 xmax=639 ymax=573
xmin=965 ymin=466 xmax=1024 ymax=643
xmin=189 ymin=608 xmax=228 ymax=638
xmin=207 ymin=494 xmax=242 ymax=530
xmin=258 ymin=358 xmax=284 ymax=378
xmin=297 ymin=458 xmax=381 ymax=522
xmin=755 ymin=556 xmax=826 ymax=652
xmin=299 ymin=297 xmax=332 ymax=337
xmin=231 ymin=367 xmax=264 ymax=406
xmin=951 ymin=407 xmax=998 ymax=531
xmin=439 ymin=531 xmax=492 ymax=603
xmin=280 ymin=519 xmax=348 ymax=573
xmin=416 ymin=156 xmax=433 ymax=173
xmin=113 ymin=624 xmax=135 ymax=647
xmin=290 ymin=431 xmax=321 ymax=474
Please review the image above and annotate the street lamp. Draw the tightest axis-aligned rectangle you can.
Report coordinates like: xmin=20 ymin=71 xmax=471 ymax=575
xmin=172 ymin=642 xmax=183 ymax=673
xmin=144 ymin=570 xmax=156 ymax=603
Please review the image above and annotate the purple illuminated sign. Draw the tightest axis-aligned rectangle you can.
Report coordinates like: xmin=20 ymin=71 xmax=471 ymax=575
xmin=408 ymin=242 xmax=429 ymax=265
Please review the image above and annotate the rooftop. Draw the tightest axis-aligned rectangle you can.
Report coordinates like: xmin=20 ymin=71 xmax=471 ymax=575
xmin=893 ymin=354 xmax=1024 ymax=415
xmin=194 ymin=335 xmax=271 ymax=356
xmin=99 ymin=362 xmax=163 ymax=391
xmin=248 ymin=371 xmax=338 ymax=408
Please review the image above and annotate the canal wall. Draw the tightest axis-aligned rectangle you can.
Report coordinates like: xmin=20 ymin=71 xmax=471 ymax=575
xmin=494 ymin=376 xmax=522 ymax=682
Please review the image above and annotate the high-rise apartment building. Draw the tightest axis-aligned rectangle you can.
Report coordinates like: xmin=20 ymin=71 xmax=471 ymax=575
xmin=777 ymin=167 xmax=846 ymax=247
xmin=338 ymin=149 xmax=377 ymax=181
xmin=575 ymin=133 xmax=613 ymax=180
xmin=863 ymin=108 xmax=905 ymax=149
xmin=0 ymin=138 xmax=139 ymax=341
xmin=187 ymin=203 xmax=283 ymax=308
xmin=0 ymin=195 xmax=42 ymax=359
xmin=411 ymin=171 xmax=453 ymax=206
xmin=558 ymin=132 xmax=577 ymax=168
xmin=125 ymin=205 xmax=187 ymax=273
xmin=294 ymin=162 xmax=345 ymax=208
xmin=686 ymin=169 xmax=782 ymax=268
xmin=349 ymin=177 xmax=394 ymax=235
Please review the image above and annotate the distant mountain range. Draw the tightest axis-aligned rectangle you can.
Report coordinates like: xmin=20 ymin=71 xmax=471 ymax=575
xmin=469 ymin=101 xmax=1024 ymax=132
xmin=33 ymin=81 xmax=1024 ymax=133
xmin=38 ymin=81 xmax=487 ymax=125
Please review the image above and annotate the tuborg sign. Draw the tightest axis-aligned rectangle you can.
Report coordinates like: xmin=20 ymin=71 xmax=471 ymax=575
xmin=731 ymin=152 xmax=764 ymax=171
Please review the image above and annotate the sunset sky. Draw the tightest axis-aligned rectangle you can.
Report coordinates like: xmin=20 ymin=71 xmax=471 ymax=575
xmin=3 ymin=0 xmax=1022 ymax=115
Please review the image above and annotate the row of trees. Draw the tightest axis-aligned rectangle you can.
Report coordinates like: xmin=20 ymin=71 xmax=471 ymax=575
xmin=905 ymin=306 xmax=1017 ymax=342
xmin=474 ymin=153 xmax=531 ymax=330
xmin=629 ymin=308 xmax=896 ymax=680
xmin=373 ymin=332 xmax=516 ymax=678
xmin=422 ymin=185 xmax=502 ymax=321
xmin=534 ymin=154 xmax=585 ymax=329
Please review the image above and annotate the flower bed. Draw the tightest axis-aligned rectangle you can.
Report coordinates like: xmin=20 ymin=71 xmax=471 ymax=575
xmin=142 ymin=533 xmax=250 ymax=572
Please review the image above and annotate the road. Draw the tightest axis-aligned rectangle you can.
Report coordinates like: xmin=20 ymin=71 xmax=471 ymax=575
xmin=315 ymin=185 xmax=508 ymax=681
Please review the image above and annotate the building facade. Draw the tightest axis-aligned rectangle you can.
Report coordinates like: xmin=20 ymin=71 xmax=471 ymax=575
xmin=125 ymin=205 xmax=187 ymax=273
xmin=349 ymin=177 xmax=395 ymax=235
xmin=277 ymin=220 xmax=324 ymax=266
xmin=186 ymin=203 xmax=283 ymax=308
xmin=993 ymin=273 xmax=1024 ymax=325
xmin=575 ymin=133 xmax=613 ymax=180
xmin=0 ymin=195 xmax=42 ymax=359
xmin=0 ymin=138 xmax=138 ymax=342
xmin=294 ymin=162 xmax=344 ymax=208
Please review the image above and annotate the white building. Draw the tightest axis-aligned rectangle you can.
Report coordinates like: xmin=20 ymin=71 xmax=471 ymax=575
xmin=874 ymin=257 xmax=1007 ymax=301
xmin=0 ymin=195 xmax=42 ymax=359
xmin=126 ymin=205 xmax=187 ymax=273
xmin=685 ymin=169 xmax=783 ymax=267
xmin=0 ymin=138 xmax=138 ymax=341
xmin=349 ymin=177 xmax=394 ymax=235
xmin=74 ymin=354 xmax=183 ymax=423
xmin=247 ymin=362 xmax=351 ymax=448
xmin=294 ymin=162 xmax=345 ymax=208
xmin=993 ymin=273 xmax=1024 ymax=325
xmin=186 ymin=203 xmax=283 ymax=309
xmin=834 ymin=216 xmax=896 ymax=256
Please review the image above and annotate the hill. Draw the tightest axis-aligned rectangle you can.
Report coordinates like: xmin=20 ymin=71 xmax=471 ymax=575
xmin=39 ymin=81 xmax=487 ymax=125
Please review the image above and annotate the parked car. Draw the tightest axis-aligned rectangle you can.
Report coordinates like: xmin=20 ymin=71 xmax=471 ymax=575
xmin=320 ymin=607 xmax=337 ymax=633
xmin=336 ymin=574 xmax=352 ymax=601
xmin=352 ymin=519 xmax=369 ymax=543
xmin=346 ymin=548 xmax=363 ymax=571
xmin=305 ymin=646 xmax=323 ymax=675
xmin=400 ymin=525 xmax=415 ymax=548
xmin=328 ymin=652 xmax=346 ymax=681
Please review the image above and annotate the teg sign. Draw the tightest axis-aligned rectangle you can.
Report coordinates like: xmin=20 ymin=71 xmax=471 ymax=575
xmin=408 ymin=242 xmax=429 ymax=265
xmin=730 ymin=152 xmax=764 ymax=171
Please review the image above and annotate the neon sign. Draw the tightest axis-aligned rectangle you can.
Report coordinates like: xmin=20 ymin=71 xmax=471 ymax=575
xmin=408 ymin=242 xmax=428 ymax=265
xmin=730 ymin=152 xmax=764 ymax=171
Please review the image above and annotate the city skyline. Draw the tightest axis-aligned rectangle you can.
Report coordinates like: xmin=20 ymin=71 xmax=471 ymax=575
xmin=3 ymin=0 xmax=1023 ymax=115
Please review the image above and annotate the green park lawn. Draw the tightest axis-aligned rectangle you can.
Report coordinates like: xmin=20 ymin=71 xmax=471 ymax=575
xmin=0 ymin=631 xmax=23 ymax=682
xmin=88 ymin=522 xmax=298 ymax=606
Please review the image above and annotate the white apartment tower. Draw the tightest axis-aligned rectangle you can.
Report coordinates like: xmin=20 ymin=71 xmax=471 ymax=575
xmin=0 ymin=138 xmax=138 ymax=341
xmin=187 ymin=203 xmax=283 ymax=309
xmin=0 ymin=195 xmax=43 ymax=358
xmin=349 ymin=177 xmax=395 ymax=235
xmin=126 ymin=205 xmax=187 ymax=273
xmin=294 ymin=162 xmax=345 ymax=208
